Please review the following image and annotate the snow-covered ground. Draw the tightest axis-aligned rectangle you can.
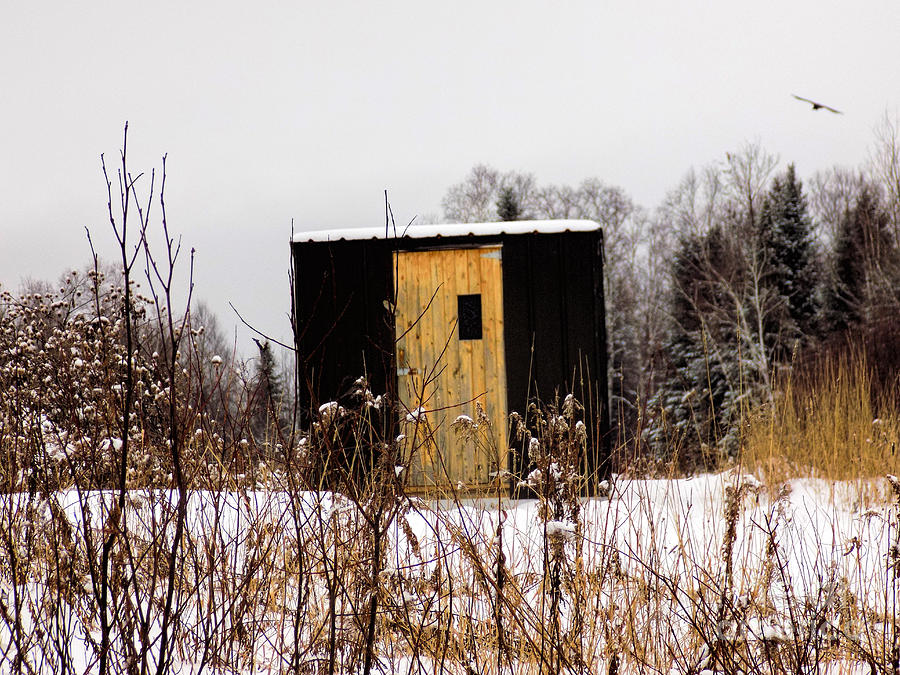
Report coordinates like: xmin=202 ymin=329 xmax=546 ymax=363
xmin=1 ymin=472 xmax=897 ymax=673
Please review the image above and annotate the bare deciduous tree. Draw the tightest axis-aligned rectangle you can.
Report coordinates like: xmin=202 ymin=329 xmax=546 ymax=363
xmin=809 ymin=166 xmax=868 ymax=247
xmin=870 ymin=110 xmax=900 ymax=249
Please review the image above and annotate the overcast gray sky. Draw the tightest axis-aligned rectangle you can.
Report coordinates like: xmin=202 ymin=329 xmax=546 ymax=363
xmin=2 ymin=1 xmax=898 ymax=359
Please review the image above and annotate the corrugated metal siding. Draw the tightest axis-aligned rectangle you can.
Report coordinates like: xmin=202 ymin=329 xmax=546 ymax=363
xmin=293 ymin=239 xmax=394 ymax=413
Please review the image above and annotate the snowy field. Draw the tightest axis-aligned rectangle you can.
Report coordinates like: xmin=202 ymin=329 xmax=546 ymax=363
xmin=2 ymin=472 xmax=898 ymax=674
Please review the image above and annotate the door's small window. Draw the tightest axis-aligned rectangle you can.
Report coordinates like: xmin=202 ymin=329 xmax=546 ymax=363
xmin=457 ymin=294 xmax=482 ymax=340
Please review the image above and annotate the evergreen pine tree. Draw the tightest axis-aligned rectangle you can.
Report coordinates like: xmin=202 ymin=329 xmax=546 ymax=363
xmin=648 ymin=226 xmax=744 ymax=464
xmin=826 ymin=209 xmax=864 ymax=334
xmin=825 ymin=186 xmax=891 ymax=333
xmin=756 ymin=164 xmax=820 ymax=341
xmin=496 ymin=186 xmax=521 ymax=221
xmin=252 ymin=339 xmax=285 ymax=442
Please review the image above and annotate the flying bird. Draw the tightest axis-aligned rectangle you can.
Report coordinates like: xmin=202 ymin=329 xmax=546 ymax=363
xmin=792 ymin=94 xmax=842 ymax=114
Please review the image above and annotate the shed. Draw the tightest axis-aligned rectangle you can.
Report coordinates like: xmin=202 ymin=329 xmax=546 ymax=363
xmin=291 ymin=219 xmax=610 ymax=493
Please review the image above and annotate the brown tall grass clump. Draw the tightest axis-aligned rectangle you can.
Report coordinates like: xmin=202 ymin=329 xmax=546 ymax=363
xmin=743 ymin=347 xmax=900 ymax=485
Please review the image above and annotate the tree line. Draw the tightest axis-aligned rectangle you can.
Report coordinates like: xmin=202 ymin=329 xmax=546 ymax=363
xmin=6 ymin=117 xmax=898 ymax=473
xmin=440 ymin=114 xmax=900 ymax=469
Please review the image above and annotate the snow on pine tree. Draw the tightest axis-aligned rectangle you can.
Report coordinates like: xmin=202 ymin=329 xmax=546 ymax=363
xmin=756 ymin=163 xmax=820 ymax=347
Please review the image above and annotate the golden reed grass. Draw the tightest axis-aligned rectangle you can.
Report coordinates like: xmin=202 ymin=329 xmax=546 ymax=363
xmin=743 ymin=346 xmax=900 ymax=486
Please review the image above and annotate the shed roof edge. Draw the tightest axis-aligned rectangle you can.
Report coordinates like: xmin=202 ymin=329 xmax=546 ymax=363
xmin=292 ymin=219 xmax=601 ymax=243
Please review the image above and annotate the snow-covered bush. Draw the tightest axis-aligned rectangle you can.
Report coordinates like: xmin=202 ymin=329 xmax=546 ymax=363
xmin=0 ymin=270 xmax=176 ymax=490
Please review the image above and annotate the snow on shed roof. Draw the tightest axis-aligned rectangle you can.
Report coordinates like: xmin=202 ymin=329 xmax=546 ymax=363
xmin=293 ymin=219 xmax=600 ymax=243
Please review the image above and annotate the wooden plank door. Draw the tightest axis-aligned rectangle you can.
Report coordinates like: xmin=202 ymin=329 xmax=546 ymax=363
xmin=394 ymin=246 xmax=507 ymax=491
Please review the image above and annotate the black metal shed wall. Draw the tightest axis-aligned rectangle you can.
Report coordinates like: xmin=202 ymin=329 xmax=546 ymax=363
xmin=292 ymin=238 xmax=395 ymax=411
xmin=292 ymin=228 xmax=610 ymax=482
xmin=499 ymin=231 xmax=610 ymax=484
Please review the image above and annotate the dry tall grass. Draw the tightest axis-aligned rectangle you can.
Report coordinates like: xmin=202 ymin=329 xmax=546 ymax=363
xmin=743 ymin=348 xmax=900 ymax=487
